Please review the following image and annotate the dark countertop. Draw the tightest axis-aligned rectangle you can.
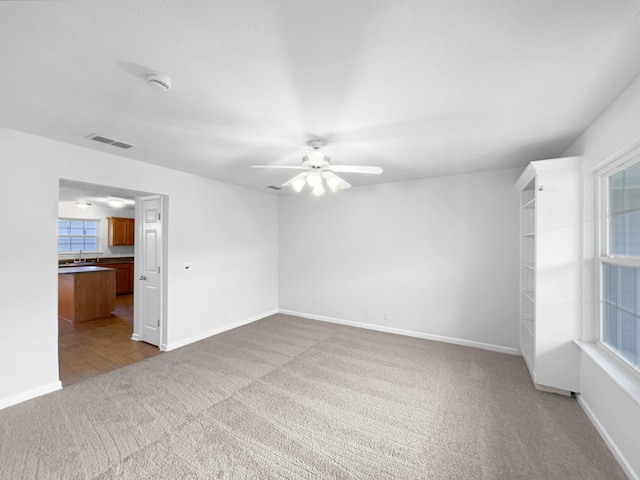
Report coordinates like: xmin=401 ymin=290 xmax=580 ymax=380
xmin=59 ymin=257 xmax=134 ymax=267
xmin=58 ymin=266 xmax=117 ymax=275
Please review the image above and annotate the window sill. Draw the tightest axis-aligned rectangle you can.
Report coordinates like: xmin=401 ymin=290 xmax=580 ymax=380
xmin=576 ymin=341 xmax=640 ymax=408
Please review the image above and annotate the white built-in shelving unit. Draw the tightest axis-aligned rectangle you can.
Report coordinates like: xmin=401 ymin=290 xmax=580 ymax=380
xmin=515 ymin=157 xmax=582 ymax=394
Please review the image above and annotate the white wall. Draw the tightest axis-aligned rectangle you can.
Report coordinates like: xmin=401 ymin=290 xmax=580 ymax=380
xmin=279 ymin=168 xmax=521 ymax=352
xmin=563 ymin=73 xmax=640 ymax=480
xmin=58 ymin=202 xmax=134 ymax=260
xmin=0 ymin=127 xmax=279 ymax=408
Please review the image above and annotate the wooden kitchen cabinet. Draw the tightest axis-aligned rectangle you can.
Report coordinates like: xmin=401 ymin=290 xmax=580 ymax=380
xmin=109 ymin=263 xmax=134 ymax=295
xmin=58 ymin=267 xmax=116 ymax=322
xmin=107 ymin=217 xmax=135 ymax=246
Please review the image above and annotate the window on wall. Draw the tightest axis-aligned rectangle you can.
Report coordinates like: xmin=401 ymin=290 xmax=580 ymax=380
xmin=601 ymin=160 xmax=640 ymax=370
xmin=57 ymin=219 xmax=99 ymax=253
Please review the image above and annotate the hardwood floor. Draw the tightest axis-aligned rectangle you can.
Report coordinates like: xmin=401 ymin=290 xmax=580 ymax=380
xmin=58 ymin=294 xmax=161 ymax=386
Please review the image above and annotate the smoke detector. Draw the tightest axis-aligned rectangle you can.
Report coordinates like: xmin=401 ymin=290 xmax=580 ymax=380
xmin=146 ymin=73 xmax=171 ymax=91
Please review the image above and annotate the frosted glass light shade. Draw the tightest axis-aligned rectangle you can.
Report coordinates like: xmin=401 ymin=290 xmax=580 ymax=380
xmin=312 ymin=184 xmax=325 ymax=196
xmin=107 ymin=198 xmax=125 ymax=208
xmin=326 ymin=176 xmax=341 ymax=192
xmin=291 ymin=177 xmax=306 ymax=192
xmin=307 ymin=172 xmax=322 ymax=187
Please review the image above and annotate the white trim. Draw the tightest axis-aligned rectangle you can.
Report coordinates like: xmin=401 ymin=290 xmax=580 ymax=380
xmin=595 ymin=154 xmax=640 ymax=368
xmin=595 ymin=158 xmax=606 ymax=347
xmin=131 ymin=333 xmax=140 ymax=341
xmin=279 ymin=309 xmax=521 ymax=355
xmin=601 ymin=256 xmax=640 ymax=268
xmin=515 ymin=156 xmax=581 ymax=190
xmin=163 ymin=309 xmax=279 ymax=351
xmin=0 ymin=381 xmax=62 ymax=410
xmin=589 ymin=135 xmax=640 ymax=174
xmin=577 ymin=341 xmax=640 ymax=408
xmin=58 ymin=251 xmax=105 ymax=259
xmin=577 ymin=393 xmax=639 ymax=480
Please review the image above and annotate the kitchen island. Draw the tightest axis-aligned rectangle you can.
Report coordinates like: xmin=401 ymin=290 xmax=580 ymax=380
xmin=58 ymin=266 xmax=116 ymax=322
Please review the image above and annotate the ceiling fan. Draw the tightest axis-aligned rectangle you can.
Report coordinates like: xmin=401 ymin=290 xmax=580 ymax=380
xmin=251 ymin=140 xmax=383 ymax=195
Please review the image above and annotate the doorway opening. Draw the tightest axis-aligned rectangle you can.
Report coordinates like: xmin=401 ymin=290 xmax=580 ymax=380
xmin=58 ymin=180 xmax=166 ymax=387
xmin=57 ymin=294 xmax=160 ymax=385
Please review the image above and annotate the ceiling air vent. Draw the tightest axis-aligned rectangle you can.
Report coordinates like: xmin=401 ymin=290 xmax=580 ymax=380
xmin=111 ymin=141 xmax=133 ymax=149
xmin=87 ymin=134 xmax=133 ymax=149
xmin=266 ymin=185 xmax=282 ymax=190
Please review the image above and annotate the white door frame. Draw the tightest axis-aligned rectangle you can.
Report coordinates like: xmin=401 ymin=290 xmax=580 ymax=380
xmin=132 ymin=194 xmax=168 ymax=350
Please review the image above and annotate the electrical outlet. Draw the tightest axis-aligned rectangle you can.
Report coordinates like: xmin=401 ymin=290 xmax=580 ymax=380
xmin=364 ymin=309 xmax=371 ymax=318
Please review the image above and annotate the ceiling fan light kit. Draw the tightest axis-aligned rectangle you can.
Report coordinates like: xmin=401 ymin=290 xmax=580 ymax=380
xmin=323 ymin=172 xmax=342 ymax=192
xmin=251 ymin=140 xmax=383 ymax=196
xmin=291 ymin=176 xmax=306 ymax=192
xmin=306 ymin=171 xmax=322 ymax=187
xmin=312 ymin=184 xmax=325 ymax=196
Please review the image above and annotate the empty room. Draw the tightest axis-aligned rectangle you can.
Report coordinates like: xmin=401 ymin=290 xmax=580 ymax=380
xmin=1 ymin=1 xmax=639 ymax=479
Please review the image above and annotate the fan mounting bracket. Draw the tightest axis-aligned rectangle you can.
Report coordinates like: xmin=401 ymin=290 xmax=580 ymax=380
xmin=308 ymin=139 xmax=324 ymax=150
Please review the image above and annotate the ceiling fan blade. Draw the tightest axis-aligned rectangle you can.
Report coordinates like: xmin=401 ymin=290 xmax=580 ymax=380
xmin=251 ymin=165 xmax=305 ymax=170
xmin=282 ymin=171 xmax=309 ymax=188
xmin=329 ymin=165 xmax=383 ymax=175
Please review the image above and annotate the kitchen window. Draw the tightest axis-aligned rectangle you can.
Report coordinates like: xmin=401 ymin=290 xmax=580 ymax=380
xmin=57 ymin=218 xmax=100 ymax=253
xmin=600 ymin=158 xmax=640 ymax=370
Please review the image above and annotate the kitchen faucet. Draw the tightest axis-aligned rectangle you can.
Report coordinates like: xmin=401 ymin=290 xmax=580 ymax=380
xmin=75 ymin=249 xmax=83 ymax=263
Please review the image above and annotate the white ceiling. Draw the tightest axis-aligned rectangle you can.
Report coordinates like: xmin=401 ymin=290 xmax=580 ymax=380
xmin=3 ymin=1 xmax=640 ymax=194
xmin=59 ymin=179 xmax=142 ymax=210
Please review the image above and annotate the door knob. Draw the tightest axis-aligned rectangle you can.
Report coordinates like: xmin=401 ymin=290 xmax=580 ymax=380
xmin=139 ymin=275 xmax=147 ymax=281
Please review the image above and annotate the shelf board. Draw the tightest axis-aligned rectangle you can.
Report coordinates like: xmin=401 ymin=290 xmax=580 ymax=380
xmin=521 ymin=319 xmax=534 ymax=337
xmin=522 ymin=198 xmax=536 ymax=209
xmin=522 ymin=291 xmax=535 ymax=303
xmin=523 ymin=232 xmax=535 ymax=237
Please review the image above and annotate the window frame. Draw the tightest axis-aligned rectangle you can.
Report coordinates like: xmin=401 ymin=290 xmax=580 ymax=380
xmin=57 ymin=218 xmax=101 ymax=254
xmin=597 ymin=154 xmax=640 ymax=373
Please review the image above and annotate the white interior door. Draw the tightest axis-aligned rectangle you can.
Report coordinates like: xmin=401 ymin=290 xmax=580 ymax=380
xmin=135 ymin=195 xmax=163 ymax=347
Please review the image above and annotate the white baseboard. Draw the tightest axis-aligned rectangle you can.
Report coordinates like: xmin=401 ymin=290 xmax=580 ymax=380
xmin=278 ymin=309 xmax=521 ymax=356
xmin=131 ymin=333 xmax=140 ymax=341
xmin=577 ymin=394 xmax=639 ymax=480
xmin=163 ymin=309 xmax=279 ymax=351
xmin=0 ymin=381 xmax=62 ymax=410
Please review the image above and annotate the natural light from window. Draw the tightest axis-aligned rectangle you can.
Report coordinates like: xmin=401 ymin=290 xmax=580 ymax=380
xmin=57 ymin=219 xmax=99 ymax=253
xmin=601 ymin=161 xmax=640 ymax=369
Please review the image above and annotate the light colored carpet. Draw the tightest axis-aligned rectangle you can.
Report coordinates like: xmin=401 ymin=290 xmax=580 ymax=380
xmin=0 ymin=314 xmax=627 ymax=479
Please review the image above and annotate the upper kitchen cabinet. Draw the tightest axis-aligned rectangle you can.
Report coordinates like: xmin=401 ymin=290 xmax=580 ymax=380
xmin=107 ymin=217 xmax=135 ymax=246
